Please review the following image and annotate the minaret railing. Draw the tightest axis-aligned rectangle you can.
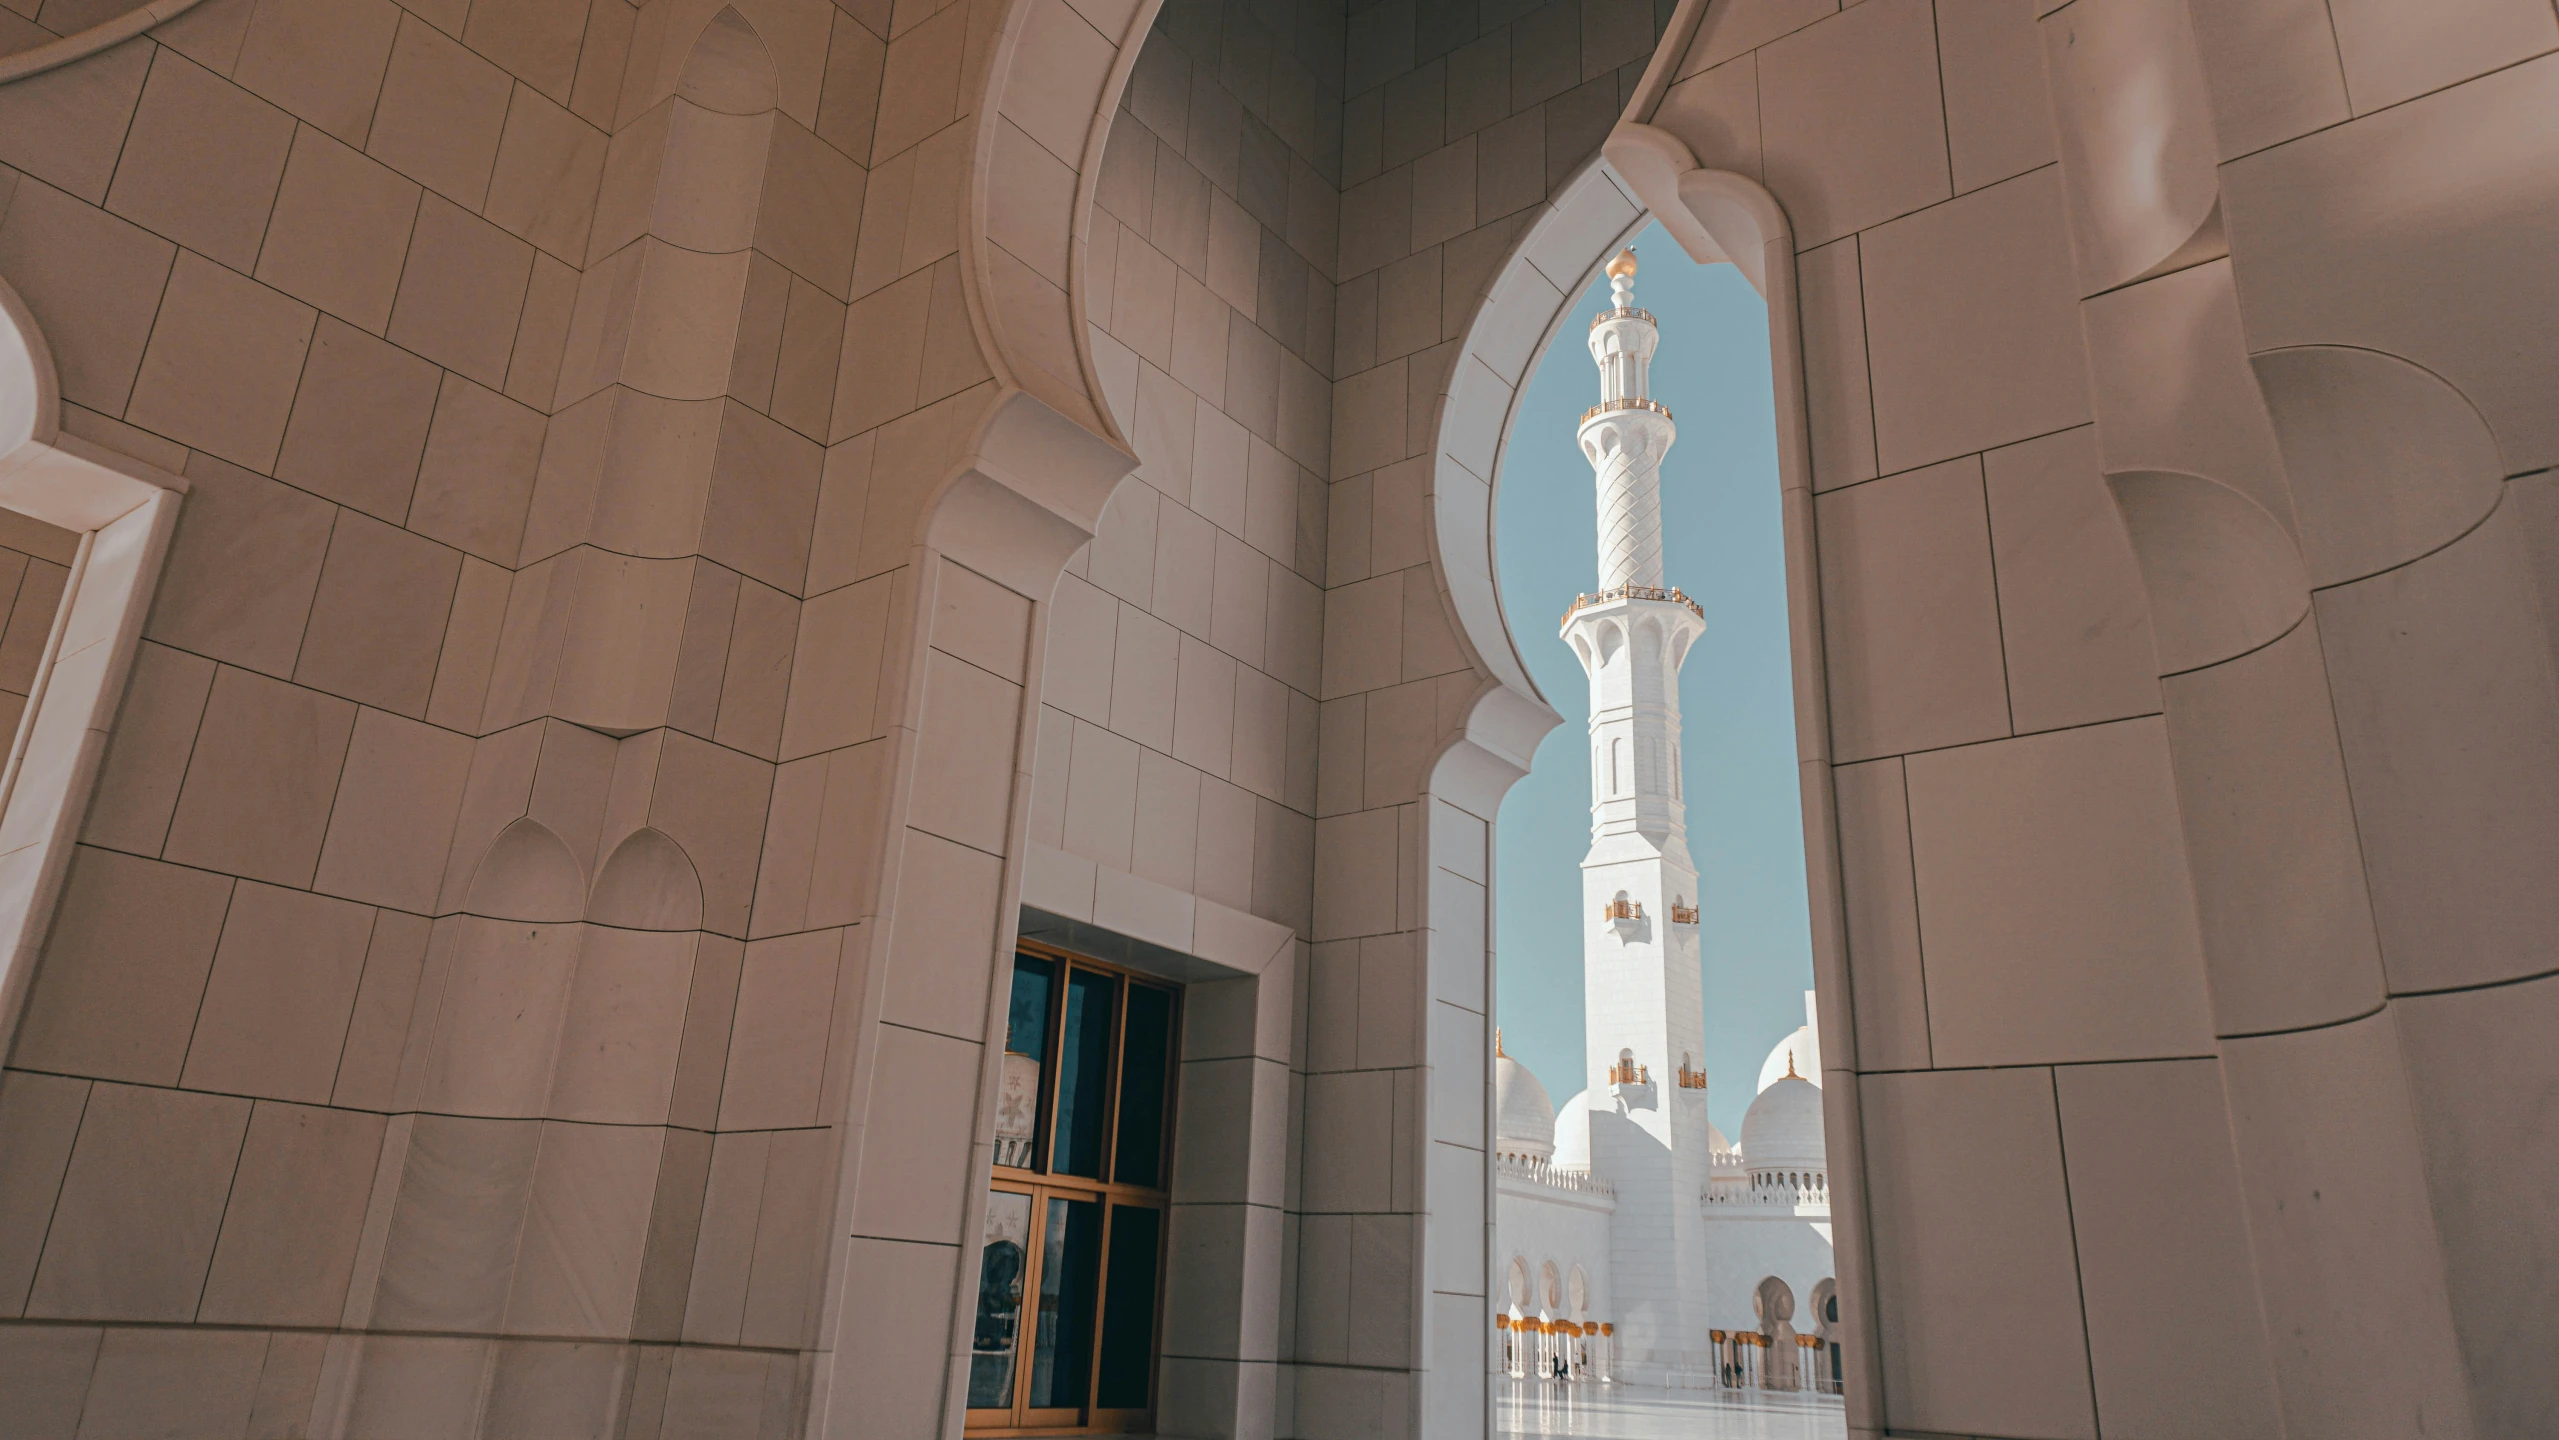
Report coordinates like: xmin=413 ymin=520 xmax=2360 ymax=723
xmin=1560 ymin=583 xmax=1703 ymax=628
xmin=1578 ymin=396 xmax=1673 ymax=423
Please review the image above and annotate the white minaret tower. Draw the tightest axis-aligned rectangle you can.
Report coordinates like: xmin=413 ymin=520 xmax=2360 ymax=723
xmin=1566 ymin=248 xmax=1714 ymax=1379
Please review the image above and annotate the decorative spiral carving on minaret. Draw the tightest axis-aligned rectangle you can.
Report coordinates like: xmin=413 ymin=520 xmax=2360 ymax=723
xmin=1581 ymin=249 xmax=1675 ymax=592
xmin=1565 ymin=245 xmax=1705 ymax=848
xmin=1593 ymin=419 xmax=1667 ymax=589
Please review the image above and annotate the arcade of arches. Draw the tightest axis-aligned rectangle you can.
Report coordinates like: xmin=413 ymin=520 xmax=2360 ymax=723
xmin=0 ymin=0 xmax=2555 ymax=1438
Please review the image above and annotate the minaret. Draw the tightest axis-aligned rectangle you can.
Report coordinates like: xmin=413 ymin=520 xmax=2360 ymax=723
xmin=1565 ymin=248 xmax=1713 ymax=1378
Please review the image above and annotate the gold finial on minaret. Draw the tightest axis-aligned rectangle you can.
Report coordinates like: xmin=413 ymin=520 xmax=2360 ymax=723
xmin=1605 ymin=246 xmax=1638 ymax=279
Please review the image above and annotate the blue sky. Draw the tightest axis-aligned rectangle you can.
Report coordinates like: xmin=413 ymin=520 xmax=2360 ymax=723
xmin=1491 ymin=220 xmax=1814 ymax=1142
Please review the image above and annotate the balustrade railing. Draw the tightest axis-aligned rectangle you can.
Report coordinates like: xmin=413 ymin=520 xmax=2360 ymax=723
xmin=1578 ymin=395 xmax=1673 ymax=424
xmin=1561 ymin=584 xmax=1705 ymax=626
xmin=1495 ymin=1156 xmax=1617 ymax=1197
xmin=1589 ymin=305 xmax=1657 ymax=329
xmin=1703 ymin=1167 xmax=1831 ymax=1208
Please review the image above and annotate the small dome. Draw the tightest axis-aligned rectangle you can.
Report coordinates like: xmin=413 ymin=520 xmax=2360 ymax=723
xmin=1551 ymin=1089 xmax=1593 ymax=1169
xmin=1739 ymin=1076 xmax=1826 ymax=1168
xmin=1495 ymin=1052 xmax=1555 ymax=1160
xmin=1708 ymin=1121 xmax=1733 ymax=1155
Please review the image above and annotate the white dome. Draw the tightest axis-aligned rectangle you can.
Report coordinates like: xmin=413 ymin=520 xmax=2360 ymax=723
xmin=1708 ymin=1121 xmax=1733 ymax=1155
xmin=1551 ymin=1089 xmax=1593 ymax=1169
xmin=1495 ymin=1053 xmax=1555 ymax=1160
xmin=1757 ymin=1024 xmax=1821 ymax=1094
xmin=1739 ymin=1076 xmax=1826 ymax=1168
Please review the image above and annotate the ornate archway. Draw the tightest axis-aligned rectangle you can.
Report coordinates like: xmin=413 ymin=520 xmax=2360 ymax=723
xmin=0 ymin=279 xmax=184 ymax=1056
xmin=1408 ymin=127 xmax=1886 ymax=1421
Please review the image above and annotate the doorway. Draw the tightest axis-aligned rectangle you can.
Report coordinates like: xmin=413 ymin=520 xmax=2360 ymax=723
xmin=967 ymin=945 xmax=1180 ymax=1435
xmin=1478 ymin=195 xmax=1847 ymax=1433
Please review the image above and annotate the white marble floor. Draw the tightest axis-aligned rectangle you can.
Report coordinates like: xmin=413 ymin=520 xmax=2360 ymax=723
xmin=1496 ymin=1382 xmax=1848 ymax=1440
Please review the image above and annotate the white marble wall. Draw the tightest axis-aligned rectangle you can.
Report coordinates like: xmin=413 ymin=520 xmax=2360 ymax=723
xmin=1492 ymin=1178 xmax=1612 ymax=1325
xmin=1 ymin=0 xmax=2555 ymax=1436
xmin=1313 ymin=0 xmax=1669 ymax=1429
xmin=1699 ymin=1212 xmax=1830 ymax=1344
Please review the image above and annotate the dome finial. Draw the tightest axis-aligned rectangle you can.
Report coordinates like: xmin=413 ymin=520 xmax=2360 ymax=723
xmin=1786 ymin=1051 xmax=1798 ymax=1080
xmin=1606 ymin=246 xmax=1637 ymax=279
xmin=1495 ymin=1027 xmax=1506 ymax=1058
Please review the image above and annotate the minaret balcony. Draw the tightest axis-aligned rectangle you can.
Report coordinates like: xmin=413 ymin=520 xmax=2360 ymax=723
xmin=1559 ymin=583 xmax=1704 ymax=630
xmin=1577 ymin=395 xmax=1672 ymax=424
xmin=1588 ymin=306 xmax=1657 ymax=330
xmin=1605 ymin=1054 xmax=1656 ymax=1110
xmin=1598 ymin=895 xmax=1649 ymax=940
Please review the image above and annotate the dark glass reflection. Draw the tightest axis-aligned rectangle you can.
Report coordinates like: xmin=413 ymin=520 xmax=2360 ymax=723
xmin=1007 ymin=955 xmax=1054 ymax=1059
xmin=968 ymin=1191 xmax=1033 ymax=1408
xmin=1112 ymin=984 xmax=1174 ymax=1186
xmin=1094 ymin=1204 xmax=1162 ymax=1409
xmin=1052 ymin=969 xmax=1116 ymax=1177
xmin=1028 ymin=1196 xmax=1102 ymax=1409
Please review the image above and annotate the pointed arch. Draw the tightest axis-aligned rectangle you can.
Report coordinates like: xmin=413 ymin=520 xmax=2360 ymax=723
xmin=1754 ymin=1274 xmax=1795 ymax=1328
xmin=589 ymin=826 xmax=706 ymax=932
xmin=1413 ymin=95 xmax=1887 ymax=1418
xmin=465 ymin=818 xmax=586 ymax=923
xmin=964 ymin=0 xmax=1165 ymax=447
xmin=0 ymin=277 xmax=183 ymax=1059
xmin=676 ymin=6 xmax=778 ymax=114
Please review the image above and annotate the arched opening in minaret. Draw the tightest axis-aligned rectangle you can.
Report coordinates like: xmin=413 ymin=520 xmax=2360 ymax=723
xmin=1487 ymin=214 xmax=1843 ymax=1420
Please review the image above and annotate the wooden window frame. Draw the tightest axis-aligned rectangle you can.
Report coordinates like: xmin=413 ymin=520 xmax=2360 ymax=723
xmin=967 ymin=942 xmax=1180 ymax=1436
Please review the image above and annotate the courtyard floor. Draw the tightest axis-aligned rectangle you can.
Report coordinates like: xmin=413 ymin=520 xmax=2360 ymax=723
xmin=1496 ymin=1381 xmax=1848 ymax=1440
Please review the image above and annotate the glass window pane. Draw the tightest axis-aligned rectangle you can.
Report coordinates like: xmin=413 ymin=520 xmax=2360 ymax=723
xmin=968 ymin=1191 xmax=1034 ymax=1409
xmin=997 ymin=957 xmax=1054 ymax=1169
xmin=1094 ymin=1204 xmax=1162 ymax=1410
xmin=1112 ymin=984 xmax=1174 ymax=1186
xmin=1006 ymin=955 xmax=1054 ymax=1059
xmin=1028 ymin=1196 xmax=1102 ymax=1410
xmin=1051 ymin=970 xmax=1117 ymax=1177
